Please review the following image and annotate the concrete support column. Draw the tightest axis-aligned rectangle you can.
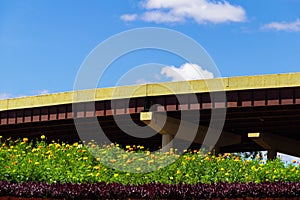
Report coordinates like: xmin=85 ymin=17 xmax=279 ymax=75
xmin=212 ymin=146 xmax=221 ymax=156
xmin=162 ymin=134 xmax=174 ymax=153
xmin=267 ymin=149 xmax=277 ymax=160
xmin=140 ymin=111 xmax=241 ymax=153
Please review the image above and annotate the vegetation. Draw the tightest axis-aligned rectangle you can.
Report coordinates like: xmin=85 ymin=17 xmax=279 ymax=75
xmin=0 ymin=135 xmax=299 ymax=185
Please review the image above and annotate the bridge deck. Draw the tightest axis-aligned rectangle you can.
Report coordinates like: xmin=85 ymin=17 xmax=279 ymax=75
xmin=1 ymin=73 xmax=300 ymax=111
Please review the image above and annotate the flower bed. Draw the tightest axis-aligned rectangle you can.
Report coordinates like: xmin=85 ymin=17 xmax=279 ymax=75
xmin=0 ymin=136 xmax=299 ymax=198
xmin=0 ymin=181 xmax=299 ymax=199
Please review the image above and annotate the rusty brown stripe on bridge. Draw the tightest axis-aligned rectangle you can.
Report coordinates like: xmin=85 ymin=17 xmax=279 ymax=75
xmin=0 ymin=86 xmax=300 ymax=126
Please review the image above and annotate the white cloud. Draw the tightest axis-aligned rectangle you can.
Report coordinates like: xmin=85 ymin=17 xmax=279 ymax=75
xmin=262 ymin=19 xmax=300 ymax=32
xmin=135 ymin=78 xmax=152 ymax=84
xmin=122 ymin=0 xmax=246 ymax=24
xmin=120 ymin=14 xmax=138 ymax=21
xmin=160 ymin=63 xmax=214 ymax=81
xmin=141 ymin=11 xmax=184 ymax=23
xmin=0 ymin=90 xmax=49 ymax=100
xmin=0 ymin=93 xmax=11 ymax=100
xmin=36 ymin=89 xmax=49 ymax=95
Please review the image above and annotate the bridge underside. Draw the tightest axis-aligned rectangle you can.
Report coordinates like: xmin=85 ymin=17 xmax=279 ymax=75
xmin=1 ymin=104 xmax=300 ymax=156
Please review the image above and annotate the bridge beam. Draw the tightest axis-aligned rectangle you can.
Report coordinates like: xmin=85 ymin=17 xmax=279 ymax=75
xmin=140 ymin=112 xmax=241 ymax=152
xmin=248 ymin=132 xmax=300 ymax=159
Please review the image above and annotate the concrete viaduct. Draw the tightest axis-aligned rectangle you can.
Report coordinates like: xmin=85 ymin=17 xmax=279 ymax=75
xmin=1 ymin=73 xmax=300 ymax=159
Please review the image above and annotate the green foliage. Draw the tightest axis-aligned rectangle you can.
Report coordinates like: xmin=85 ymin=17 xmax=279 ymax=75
xmin=0 ymin=136 xmax=299 ymax=185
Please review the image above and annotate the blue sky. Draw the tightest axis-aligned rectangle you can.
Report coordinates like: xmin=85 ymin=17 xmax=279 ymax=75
xmin=0 ymin=0 xmax=300 ymax=98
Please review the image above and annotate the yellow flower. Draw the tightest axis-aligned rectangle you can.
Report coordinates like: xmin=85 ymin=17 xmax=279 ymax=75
xmin=292 ymin=160 xmax=297 ymax=163
xmin=41 ymin=135 xmax=46 ymax=140
xmin=225 ymin=172 xmax=229 ymax=176
xmin=83 ymin=157 xmax=88 ymax=160
xmin=23 ymin=138 xmax=28 ymax=143
xmin=114 ymin=173 xmax=119 ymax=178
xmin=220 ymin=168 xmax=225 ymax=171
xmin=148 ymin=160 xmax=154 ymax=164
xmin=177 ymin=170 xmax=181 ymax=175
xmin=88 ymin=173 xmax=94 ymax=177
xmin=234 ymin=158 xmax=240 ymax=162
xmin=126 ymin=145 xmax=130 ymax=149
xmin=96 ymin=173 xmax=100 ymax=177
xmin=34 ymin=162 xmax=40 ymax=165
xmin=67 ymin=153 xmax=71 ymax=157
xmin=169 ymin=176 xmax=174 ymax=180
xmin=73 ymin=142 xmax=78 ymax=147
xmin=110 ymin=159 xmax=117 ymax=163
xmin=290 ymin=167 xmax=296 ymax=172
xmin=136 ymin=167 xmax=141 ymax=171
xmin=93 ymin=165 xmax=101 ymax=170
